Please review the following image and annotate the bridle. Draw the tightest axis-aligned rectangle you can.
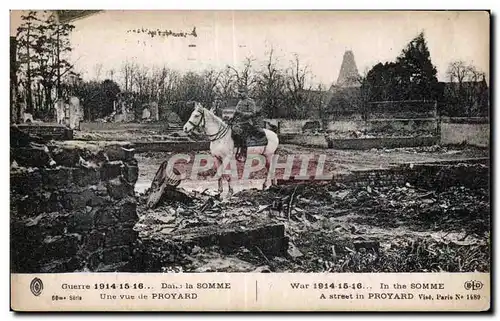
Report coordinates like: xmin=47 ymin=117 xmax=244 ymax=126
xmin=187 ymin=106 xmax=230 ymax=142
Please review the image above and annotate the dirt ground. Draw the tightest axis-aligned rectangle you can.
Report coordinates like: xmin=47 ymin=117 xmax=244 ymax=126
xmin=133 ymin=144 xmax=490 ymax=273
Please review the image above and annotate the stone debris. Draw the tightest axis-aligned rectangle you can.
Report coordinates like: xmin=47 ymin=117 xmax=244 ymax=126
xmin=11 ymin=140 xmax=139 ymax=273
xmin=10 ymin=137 xmax=490 ymax=274
xmin=135 ymin=160 xmax=489 ymax=273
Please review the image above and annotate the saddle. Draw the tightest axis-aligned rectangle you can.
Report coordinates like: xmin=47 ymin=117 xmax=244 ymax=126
xmin=231 ymin=126 xmax=268 ymax=148
xmin=231 ymin=125 xmax=268 ymax=161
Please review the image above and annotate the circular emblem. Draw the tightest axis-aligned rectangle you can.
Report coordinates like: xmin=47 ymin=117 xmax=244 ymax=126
xmin=464 ymin=280 xmax=484 ymax=291
xmin=30 ymin=278 xmax=43 ymax=296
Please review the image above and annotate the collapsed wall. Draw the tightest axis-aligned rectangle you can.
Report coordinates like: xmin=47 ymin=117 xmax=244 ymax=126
xmin=331 ymin=160 xmax=489 ymax=191
xmin=10 ymin=140 xmax=140 ymax=273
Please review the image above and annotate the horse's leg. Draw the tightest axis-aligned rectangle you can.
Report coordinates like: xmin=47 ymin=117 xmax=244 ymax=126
xmin=263 ymin=152 xmax=273 ymax=190
xmin=227 ymin=174 xmax=234 ymax=196
xmin=213 ymin=156 xmax=224 ymax=194
xmin=263 ymin=129 xmax=280 ymax=189
xmin=226 ymin=155 xmax=234 ymax=196
xmin=215 ymin=155 xmax=234 ymax=196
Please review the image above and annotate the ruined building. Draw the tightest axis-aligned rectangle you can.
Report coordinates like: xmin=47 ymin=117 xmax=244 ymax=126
xmin=336 ymin=50 xmax=361 ymax=88
xmin=319 ymin=50 xmax=363 ymax=118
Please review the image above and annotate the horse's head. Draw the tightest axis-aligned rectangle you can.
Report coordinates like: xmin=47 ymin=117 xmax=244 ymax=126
xmin=183 ymin=102 xmax=205 ymax=133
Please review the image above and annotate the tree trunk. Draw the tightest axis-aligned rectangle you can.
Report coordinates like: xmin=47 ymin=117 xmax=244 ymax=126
xmin=44 ymin=86 xmax=53 ymax=116
xmin=36 ymin=83 xmax=43 ymax=116
xmin=10 ymin=37 xmax=18 ymax=124
xmin=56 ymin=25 xmax=62 ymax=99
xmin=26 ymin=27 xmax=34 ymax=114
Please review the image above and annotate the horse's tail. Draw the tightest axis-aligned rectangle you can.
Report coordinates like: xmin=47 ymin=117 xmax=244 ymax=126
xmin=263 ymin=128 xmax=279 ymax=156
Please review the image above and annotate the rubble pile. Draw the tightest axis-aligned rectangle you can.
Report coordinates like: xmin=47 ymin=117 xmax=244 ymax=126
xmin=10 ymin=140 xmax=140 ymax=273
xmin=135 ymin=188 xmax=289 ymax=272
xmin=133 ymin=162 xmax=490 ymax=273
xmin=10 ymin=133 xmax=489 ymax=274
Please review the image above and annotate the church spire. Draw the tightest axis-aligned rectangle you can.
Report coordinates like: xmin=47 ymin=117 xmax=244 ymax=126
xmin=336 ymin=50 xmax=360 ymax=87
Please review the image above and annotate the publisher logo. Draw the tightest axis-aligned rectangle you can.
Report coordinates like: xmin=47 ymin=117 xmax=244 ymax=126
xmin=30 ymin=278 xmax=43 ymax=296
xmin=464 ymin=280 xmax=483 ymax=291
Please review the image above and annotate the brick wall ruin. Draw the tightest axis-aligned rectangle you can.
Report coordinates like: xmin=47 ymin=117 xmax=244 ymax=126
xmin=440 ymin=117 xmax=489 ymax=148
xmin=10 ymin=141 xmax=140 ymax=273
xmin=332 ymin=161 xmax=489 ymax=191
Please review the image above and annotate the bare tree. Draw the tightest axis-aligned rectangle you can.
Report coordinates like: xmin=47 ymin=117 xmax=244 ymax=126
xmin=16 ymin=11 xmax=76 ymax=115
xmin=310 ymin=83 xmax=327 ymax=120
xmin=15 ymin=11 xmax=39 ymax=113
xmin=149 ymin=66 xmax=166 ymax=102
xmin=93 ymin=63 xmax=103 ymax=82
xmin=133 ymin=66 xmax=149 ymax=97
xmin=446 ymin=61 xmax=487 ymax=115
xmin=107 ymin=68 xmax=115 ymax=81
xmin=159 ymin=67 xmax=181 ymax=104
xmin=120 ymin=61 xmax=138 ymax=92
xmin=227 ymin=56 xmax=258 ymax=93
xmin=215 ymin=67 xmax=237 ymax=103
xmin=285 ymin=54 xmax=312 ymax=118
xmin=200 ymin=69 xmax=221 ymax=103
xmin=256 ymin=47 xmax=286 ymax=118
xmin=447 ymin=61 xmax=474 ymax=84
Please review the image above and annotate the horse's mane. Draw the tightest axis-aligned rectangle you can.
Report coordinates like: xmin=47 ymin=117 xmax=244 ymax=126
xmin=197 ymin=103 xmax=226 ymax=126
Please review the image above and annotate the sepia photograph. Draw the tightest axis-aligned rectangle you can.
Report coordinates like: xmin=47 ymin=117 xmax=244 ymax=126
xmin=9 ymin=9 xmax=490 ymax=281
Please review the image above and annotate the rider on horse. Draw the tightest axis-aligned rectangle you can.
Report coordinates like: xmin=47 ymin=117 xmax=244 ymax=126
xmin=231 ymin=85 xmax=264 ymax=160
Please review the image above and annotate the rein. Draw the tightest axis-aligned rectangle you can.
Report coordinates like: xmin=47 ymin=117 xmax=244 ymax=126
xmin=189 ymin=107 xmax=230 ymax=142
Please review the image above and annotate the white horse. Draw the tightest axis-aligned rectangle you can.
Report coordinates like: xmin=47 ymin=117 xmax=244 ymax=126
xmin=183 ymin=102 xmax=279 ymax=195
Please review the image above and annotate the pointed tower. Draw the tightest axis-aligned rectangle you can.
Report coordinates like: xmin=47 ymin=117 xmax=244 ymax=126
xmin=336 ymin=50 xmax=360 ymax=87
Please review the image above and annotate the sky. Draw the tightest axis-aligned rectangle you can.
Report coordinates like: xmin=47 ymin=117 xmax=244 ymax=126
xmin=10 ymin=10 xmax=490 ymax=87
